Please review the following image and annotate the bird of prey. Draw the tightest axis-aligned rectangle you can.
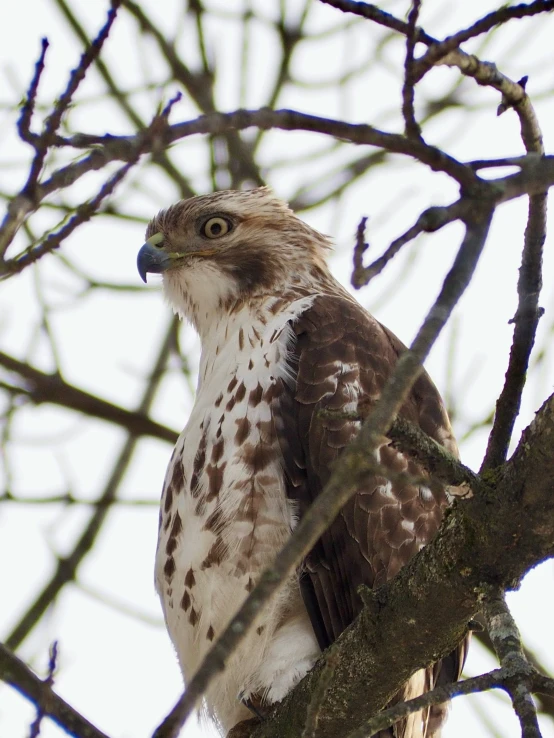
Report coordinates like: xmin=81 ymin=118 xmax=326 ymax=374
xmin=137 ymin=188 xmax=465 ymax=737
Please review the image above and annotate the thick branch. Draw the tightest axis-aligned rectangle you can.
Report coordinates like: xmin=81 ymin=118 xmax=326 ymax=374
xmin=482 ymin=592 xmax=542 ymax=738
xmin=251 ymin=392 xmax=554 ymax=738
xmin=52 ymin=109 xmax=479 ymax=188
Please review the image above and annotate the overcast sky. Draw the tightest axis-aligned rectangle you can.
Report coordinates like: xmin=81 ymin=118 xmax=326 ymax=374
xmin=1 ymin=2 xmax=553 ymax=737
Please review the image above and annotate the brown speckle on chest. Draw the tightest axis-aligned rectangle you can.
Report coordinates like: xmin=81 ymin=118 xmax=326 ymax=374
xmin=165 ymin=512 xmax=182 ymax=556
xmin=185 ymin=567 xmax=196 ymax=588
xmin=201 ymin=537 xmax=225 ymax=569
xmin=249 ymin=384 xmax=263 ymax=407
xmin=205 ymin=461 xmax=226 ymax=501
xmin=235 ymin=417 xmax=251 ymax=445
xmin=190 ymin=427 xmax=209 ymax=497
xmin=241 ymin=441 xmax=277 ymax=473
xmin=164 ymin=556 xmax=176 ymax=581
xmin=189 ymin=606 xmax=199 ymax=627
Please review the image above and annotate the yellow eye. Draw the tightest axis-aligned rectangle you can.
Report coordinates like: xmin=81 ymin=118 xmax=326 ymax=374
xmin=202 ymin=217 xmax=231 ymax=239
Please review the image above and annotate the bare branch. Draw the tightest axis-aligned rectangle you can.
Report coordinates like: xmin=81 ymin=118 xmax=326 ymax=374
xmin=2 ymin=93 xmax=182 ymax=275
xmin=29 ymin=641 xmax=58 ymax=738
xmin=0 ymin=2 xmax=123 ymax=261
xmin=0 ymin=491 xmax=158 ymax=507
xmin=482 ymin=56 xmax=546 ymax=472
xmin=402 ymin=0 xmax=422 ymax=140
xmin=351 ymin=202 xmax=467 ymax=288
xmin=482 ymin=592 xmax=543 ymax=738
xmin=351 ymin=216 xmax=369 ymax=287
xmin=388 ymin=417 xmax=481 ymax=492
xmin=318 ymin=0 xmax=435 ymax=44
xmin=17 ymin=38 xmax=49 ymax=145
xmin=5 ymin=317 xmax=176 ymax=651
xmin=0 ymin=350 xmax=178 ymax=444
xmin=320 ymin=0 xmax=546 ymax=118
xmin=346 ymin=670 xmax=506 ymax=738
xmin=52 ymin=0 xmax=195 ymax=198
xmin=414 ymin=1 xmax=554 ymax=81
xmin=0 ymin=642 xmax=110 ymax=738
xmin=122 ymin=0 xmax=264 ymax=189
xmin=249 ymin=390 xmax=554 ymax=738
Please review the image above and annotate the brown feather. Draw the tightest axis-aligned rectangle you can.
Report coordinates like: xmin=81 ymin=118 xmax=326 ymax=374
xmin=275 ymin=293 xmax=467 ymax=737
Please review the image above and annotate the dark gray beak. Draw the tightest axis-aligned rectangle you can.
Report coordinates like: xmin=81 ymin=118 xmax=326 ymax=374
xmin=137 ymin=242 xmax=171 ymax=283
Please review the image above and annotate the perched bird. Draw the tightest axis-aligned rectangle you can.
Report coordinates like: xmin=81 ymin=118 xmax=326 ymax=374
xmin=137 ymin=188 xmax=465 ymax=737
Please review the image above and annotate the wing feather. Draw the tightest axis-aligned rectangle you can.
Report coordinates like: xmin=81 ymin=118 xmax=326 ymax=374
xmin=274 ymin=293 xmax=466 ymax=737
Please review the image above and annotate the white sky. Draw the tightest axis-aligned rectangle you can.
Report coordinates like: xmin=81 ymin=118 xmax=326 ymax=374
xmin=0 ymin=1 xmax=553 ymax=737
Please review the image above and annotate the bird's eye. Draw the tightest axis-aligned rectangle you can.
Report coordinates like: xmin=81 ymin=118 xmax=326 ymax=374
xmin=202 ymin=217 xmax=231 ymax=239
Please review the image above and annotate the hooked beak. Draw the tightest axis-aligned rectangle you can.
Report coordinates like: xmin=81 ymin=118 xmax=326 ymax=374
xmin=137 ymin=242 xmax=171 ymax=283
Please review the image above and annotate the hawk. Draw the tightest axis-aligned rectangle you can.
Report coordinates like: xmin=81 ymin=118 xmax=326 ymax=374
xmin=137 ymin=188 xmax=465 ymax=737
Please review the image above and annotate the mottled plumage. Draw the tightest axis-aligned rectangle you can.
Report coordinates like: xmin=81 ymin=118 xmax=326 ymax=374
xmin=137 ymin=188 xmax=465 ymax=737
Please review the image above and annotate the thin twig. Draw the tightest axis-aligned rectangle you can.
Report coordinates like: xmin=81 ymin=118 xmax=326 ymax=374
xmin=414 ymin=1 xmax=554 ymax=81
xmin=52 ymin=0 xmax=195 ymax=198
xmin=29 ymin=641 xmax=58 ymax=738
xmin=402 ymin=0 xmax=422 ymax=140
xmin=17 ymin=38 xmax=49 ymax=144
xmin=122 ymin=0 xmax=264 ymax=188
xmin=23 ymin=2 xmax=122 ymax=206
xmin=3 ymin=93 xmax=182 ymax=274
xmin=318 ymin=409 xmax=481 ymax=491
xmin=319 ymin=0 xmax=435 ymax=44
xmin=388 ymin=417 xmax=481 ymax=492
xmin=346 ymin=670 xmax=506 ymax=738
xmin=351 ymin=216 xmax=369 ymax=287
xmin=351 ymin=201 xmax=468 ymax=287
xmin=0 ymin=642 xmax=110 ymax=738
xmin=320 ymin=0 xmax=547 ymax=117
xmin=0 ymin=491 xmax=159 ymax=506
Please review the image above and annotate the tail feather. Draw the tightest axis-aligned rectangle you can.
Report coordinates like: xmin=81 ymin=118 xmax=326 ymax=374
xmin=373 ymin=634 xmax=470 ymax=738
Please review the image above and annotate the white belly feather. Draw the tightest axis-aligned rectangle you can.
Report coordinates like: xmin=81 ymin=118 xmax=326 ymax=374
xmin=155 ymin=297 xmax=320 ymax=733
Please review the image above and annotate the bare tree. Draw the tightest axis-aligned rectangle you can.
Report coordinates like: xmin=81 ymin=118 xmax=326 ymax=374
xmin=1 ymin=1 xmax=554 ymax=737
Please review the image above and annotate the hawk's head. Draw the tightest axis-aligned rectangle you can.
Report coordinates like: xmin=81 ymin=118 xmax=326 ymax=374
xmin=137 ymin=188 xmax=331 ymax=327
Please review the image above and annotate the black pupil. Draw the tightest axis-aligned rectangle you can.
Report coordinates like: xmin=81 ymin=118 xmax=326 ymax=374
xmin=210 ymin=221 xmax=222 ymax=235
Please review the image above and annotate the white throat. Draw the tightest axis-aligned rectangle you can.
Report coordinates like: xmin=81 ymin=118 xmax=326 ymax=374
xmin=162 ymin=261 xmax=238 ymax=339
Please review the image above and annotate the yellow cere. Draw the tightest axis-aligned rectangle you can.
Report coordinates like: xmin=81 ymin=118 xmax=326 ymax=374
xmin=146 ymin=232 xmax=164 ymax=246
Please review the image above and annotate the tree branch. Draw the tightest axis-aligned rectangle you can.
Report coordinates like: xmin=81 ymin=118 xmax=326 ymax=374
xmin=0 ymin=350 xmax=178 ymax=444
xmin=402 ymin=0 xmax=422 ymax=140
xmin=247 ymin=390 xmax=554 ymax=738
xmin=0 ymin=642 xmax=110 ymax=738
xmin=482 ymin=591 xmax=543 ymax=738
xmin=414 ymin=1 xmax=554 ymax=81
xmin=482 ymin=72 xmax=547 ymax=470
xmin=5 ymin=317 xmax=176 ymax=651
